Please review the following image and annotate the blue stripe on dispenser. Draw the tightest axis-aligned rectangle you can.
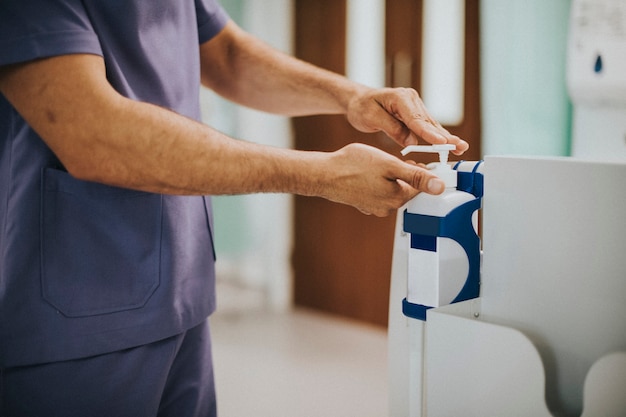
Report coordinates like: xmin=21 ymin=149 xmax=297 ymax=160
xmin=411 ymin=234 xmax=437 ymax=251
xmin=402 ymin=298 xmax=431 ymax=321
xmin=456 ymin=161 xmax=484 ymax=198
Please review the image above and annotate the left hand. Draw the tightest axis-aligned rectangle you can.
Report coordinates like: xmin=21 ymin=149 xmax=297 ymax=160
xmin=346 ymin=87 xmax=469 ymax=156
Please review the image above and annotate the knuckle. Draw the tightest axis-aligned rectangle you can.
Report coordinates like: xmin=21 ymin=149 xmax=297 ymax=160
xmin=403 ymin=87 xmax=420 ymax=101
xmin=387 ymin=122 xmax=408 ymax=139
xmin=400 ymin=87 xmax=417 ymax=96
xmin=411 ymin=170 xmax=430 ymax=191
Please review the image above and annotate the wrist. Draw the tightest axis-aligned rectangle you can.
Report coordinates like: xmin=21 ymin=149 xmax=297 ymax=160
xmin=288 ymin=150 xmax=334 ymax=198
xmin=341 ymin=83 xmax=372 ymax=113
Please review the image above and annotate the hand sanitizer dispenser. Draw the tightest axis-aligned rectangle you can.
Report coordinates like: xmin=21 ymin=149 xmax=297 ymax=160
xmin=400 ymin=144 xmax=483 ymax=320
xmin=567 ymin=0 xmax=626 ymax=160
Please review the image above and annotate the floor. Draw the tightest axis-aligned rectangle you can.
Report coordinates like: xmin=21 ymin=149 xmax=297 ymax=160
xmin=210 ymin=282 xmax=389 ymax=417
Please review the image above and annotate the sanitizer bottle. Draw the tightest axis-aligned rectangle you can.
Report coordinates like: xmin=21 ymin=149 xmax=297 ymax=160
xmin=400 ymin=144 xmax=482 ymax=321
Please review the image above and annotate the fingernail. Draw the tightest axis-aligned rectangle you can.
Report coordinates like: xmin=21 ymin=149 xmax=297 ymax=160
xmin=427 ymin=178 xmax=445 ymax=194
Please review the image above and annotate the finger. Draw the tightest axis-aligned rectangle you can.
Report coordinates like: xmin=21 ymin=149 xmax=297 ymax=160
xmin=359 ymin=103 xmax=415 ymax=146
xmin=403 ymin=160 xmax=429 ymax=169
xmin=448 ymin=134 xmax=469 ymax=155
xmin=357 ymin=90 xmax=441 ymax=147
xmin=395 ymin=91 xmax=470 ymax=154
xmin=425 ymin=120 xmax=469 ymax=155
xmin=387 ymin=92 xmax=448 ymax=145
xmin=396 ymin=162 xmax=445 ymax=195
xmin=379 ymin=113 xmax=448 ymax=149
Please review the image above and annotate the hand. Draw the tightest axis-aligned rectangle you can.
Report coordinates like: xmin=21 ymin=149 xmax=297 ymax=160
xmin=345 ymin=87 xmax=469 ymax=155
xmin=319 ymin=143 xmax=445 ymax=217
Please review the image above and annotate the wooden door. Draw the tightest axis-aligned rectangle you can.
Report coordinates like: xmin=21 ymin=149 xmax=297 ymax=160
xmin=292 ymin=0 xmax=481 ymax=327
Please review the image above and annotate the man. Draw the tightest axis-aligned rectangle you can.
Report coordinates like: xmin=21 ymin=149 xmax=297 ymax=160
xmin=0 ymin=0 xmax=467 ymax=416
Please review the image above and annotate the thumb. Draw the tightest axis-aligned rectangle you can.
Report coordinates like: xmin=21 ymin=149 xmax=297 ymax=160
xmin=399 ymin=163 xmax=445 ymax=195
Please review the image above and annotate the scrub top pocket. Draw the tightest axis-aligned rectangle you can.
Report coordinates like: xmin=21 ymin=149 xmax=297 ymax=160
xmin=40 ymin=168 xmax=163 ymax=317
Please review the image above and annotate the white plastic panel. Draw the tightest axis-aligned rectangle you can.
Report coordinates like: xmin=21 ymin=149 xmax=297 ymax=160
xmin=425 ymin=302 xmax=626 ymax=417
xmin=426 ymin=302 xmax=553 ymax=417
xmin=581 ymin=352 xmax=626 ymax=417
xmin=481 ymin=156 xmax=626 ymax=416
xmin=387 ymin=205 xmax=414 ymax=417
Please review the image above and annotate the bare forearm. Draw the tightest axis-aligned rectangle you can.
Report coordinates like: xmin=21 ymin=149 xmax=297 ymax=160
xmin=0 ymin=55 xmax=329 ymax=197
xmin=200 ymin=21 xmax=366 ymax=117
xmin=70 ymin=99 xmax=332 ymax=196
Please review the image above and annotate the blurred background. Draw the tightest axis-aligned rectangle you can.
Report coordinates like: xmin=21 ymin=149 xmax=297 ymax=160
xmin=202 ymin=1 xmax=572 ymax=415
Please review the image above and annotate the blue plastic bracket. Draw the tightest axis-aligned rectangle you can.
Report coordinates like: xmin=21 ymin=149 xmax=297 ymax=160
xmin=402 ymin=164 xmax=483 ymax=321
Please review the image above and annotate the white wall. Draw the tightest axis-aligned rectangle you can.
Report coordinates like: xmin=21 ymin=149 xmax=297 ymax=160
xmin=481 ymin=0 xmax=573 ymax=157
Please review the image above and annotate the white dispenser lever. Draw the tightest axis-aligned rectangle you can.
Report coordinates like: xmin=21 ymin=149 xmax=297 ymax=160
xmin=401 ymin=144 xmax=457 ymax=188
xmin=401 ymin=143 xmax=455 ymax=157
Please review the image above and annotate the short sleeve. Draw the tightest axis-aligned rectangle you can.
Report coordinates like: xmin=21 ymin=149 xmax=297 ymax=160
xmin=195 ymin=0 xmax=230 ymax=44
xmin=0 ymin=0 xmax=102 ymax=67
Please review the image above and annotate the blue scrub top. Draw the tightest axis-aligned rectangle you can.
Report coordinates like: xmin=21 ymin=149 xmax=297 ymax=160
xmin=0 ymin=0 xmax=229 ymax=367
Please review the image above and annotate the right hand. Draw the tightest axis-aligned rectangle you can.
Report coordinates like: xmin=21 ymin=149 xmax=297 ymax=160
xmin=346 ymin=87 xmax=469 ymax=155
xmin=319 ymin=143 xmax=445 ymax=217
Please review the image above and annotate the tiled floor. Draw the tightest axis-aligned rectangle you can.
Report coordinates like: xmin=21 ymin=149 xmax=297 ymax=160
xmin=210 ymin=283 xmax=389 ymax=417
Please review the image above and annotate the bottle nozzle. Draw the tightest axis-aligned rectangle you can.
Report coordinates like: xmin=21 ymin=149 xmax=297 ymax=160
xmin=400 ymin=144 xmax=456 ymax=158
xmin=401 ymin=144 xmax=457 ymax=188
